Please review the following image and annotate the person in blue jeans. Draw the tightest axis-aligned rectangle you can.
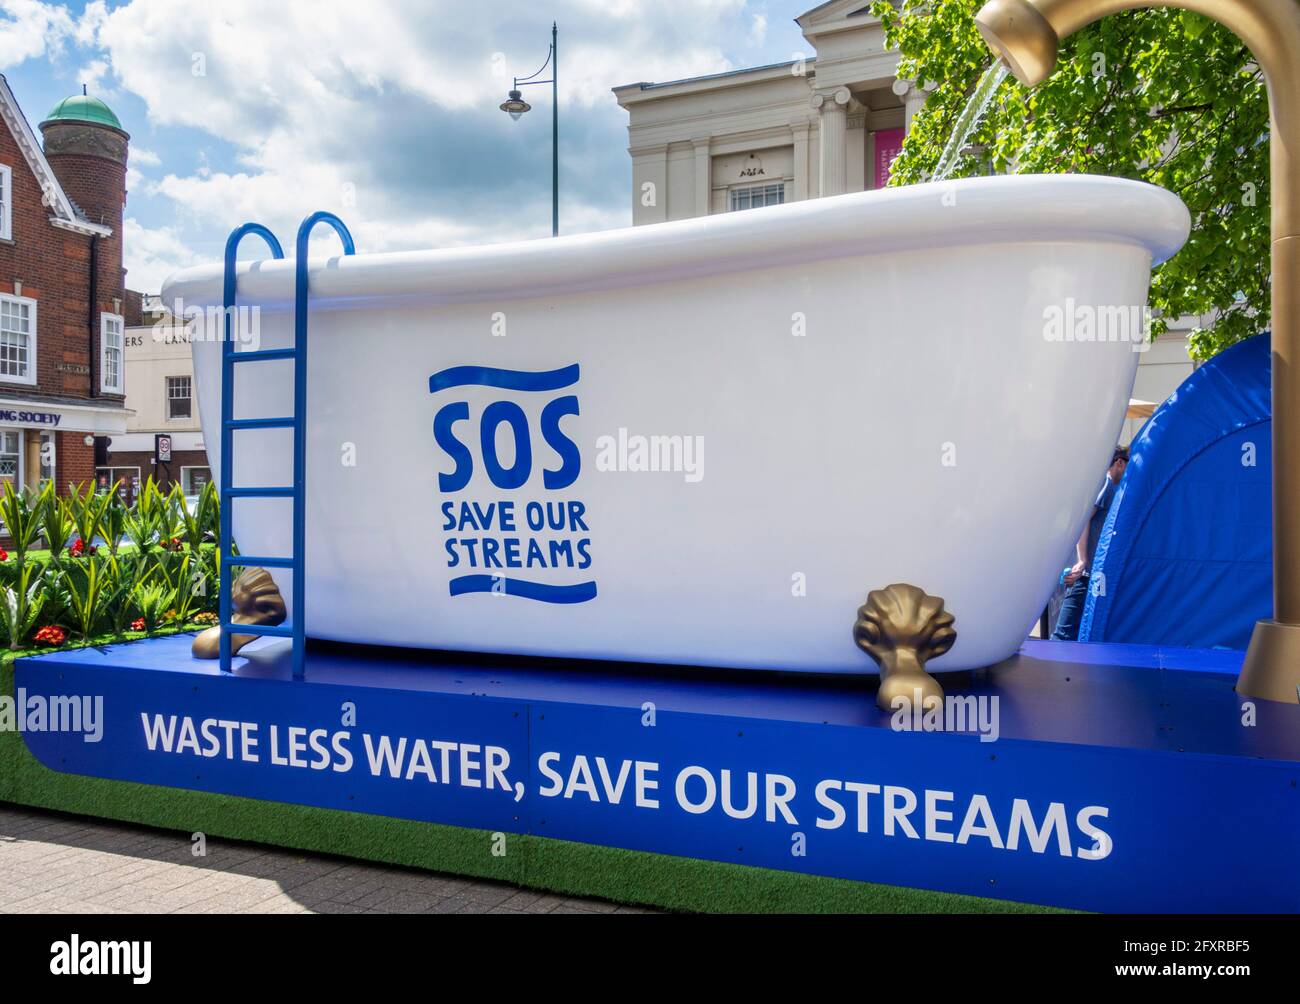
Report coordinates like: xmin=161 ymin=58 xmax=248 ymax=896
xmin=1052 ymin=446 xmax=1129 ymax=641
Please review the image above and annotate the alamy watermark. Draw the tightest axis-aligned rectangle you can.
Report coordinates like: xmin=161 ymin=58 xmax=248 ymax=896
xmin=889 ymin=690 xmax=1000 ymax=743
xmin=50 ymin=935 xmax=150 ymax=983
xmin=594 ymin=429 xmax=704 ymax=483
xmin=159 ymin=298 xmax=262 ymax=350
xmin=1043 ymin=299 xmax=1152 ymax=353
xmin=0 ymin=689 xmax=103 ymax=742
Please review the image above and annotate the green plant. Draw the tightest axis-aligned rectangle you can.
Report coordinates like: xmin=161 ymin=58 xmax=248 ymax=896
xmin=124 ymin=510 xmax=161 ymax=559
xmin=131 ymin=577 xmax=174 ymax=633
xmin=155 ymin=551 xmax=206 ymax=624
xmin=173 ymin=480 xmax=218 ymax=553
xmin=156 ymin=483 xmax=185 ymax=551
xmin=36 ymin=565 xmax=69 ymax=629
xmin=0 ymin=563 xmax=45 ymax=651
xmin=101 ymin=485 xmax=128 ymax=557
xmin=192 ymin=547 xmax=218 ymax=613
xmin=125 ymin=479 xmax=164 ymax=560
xmin=67 ymin=482 xmax=113 ymax=556
xmin=39 ymin=484 xmax=75 ymax=559
xmin=200 ymin=480 xmax=220 ymax=543
xmin=0 ymin=482 xmax=43 ymax=564
xmin=61 ymin=557 xmax=112 ymax=641
xmin=100 ymin=554 xmax=140 ymax=635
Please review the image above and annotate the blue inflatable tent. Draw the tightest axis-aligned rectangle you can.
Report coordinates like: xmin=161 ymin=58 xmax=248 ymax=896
xmin=1080 ymin=333 xmax=1272 ymax=649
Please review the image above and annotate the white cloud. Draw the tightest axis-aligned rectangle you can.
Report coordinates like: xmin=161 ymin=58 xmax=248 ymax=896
xmin=8 ymin=0 xmax=785 ymax=280
xmin=126 ymin=151 xmax=161 ymax=203
xmin=0 ymin=0 xmax=74 ymax=68
xmin=86 ymin=0 xmax=756 ymax=259
xmin=123 ymin=217 xmax=205 ymax=293
xmin=73 ymin=0 xmax=107 ymax=47
xmin=570 ymin=0 xmax=747 ymax=22
xmin=76 ymin=56 xmax=108 ymax=91
xmin=96 ymin=0 xmax=746 ymax=124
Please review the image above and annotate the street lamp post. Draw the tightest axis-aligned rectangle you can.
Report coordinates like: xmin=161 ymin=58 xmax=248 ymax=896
xmin=499 ymin=22 xmax=559 ymax=237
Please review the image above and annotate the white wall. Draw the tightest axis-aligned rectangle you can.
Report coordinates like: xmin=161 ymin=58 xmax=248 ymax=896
xmin=1121 ymin=327 xmax=1197 ymax=444
xmin=122 ymin=320 xmax=202 ymax=448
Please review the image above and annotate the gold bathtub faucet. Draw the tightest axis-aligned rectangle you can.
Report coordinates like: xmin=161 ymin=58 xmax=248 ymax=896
xmin=975 ymin=0 xmax=1300 ymax=704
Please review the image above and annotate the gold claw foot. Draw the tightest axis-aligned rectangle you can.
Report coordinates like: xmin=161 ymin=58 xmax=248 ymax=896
xmin=192 ymin=567 xmax=288 ymax=659
xmin=853 ymin=583 xmax=957 ymax=713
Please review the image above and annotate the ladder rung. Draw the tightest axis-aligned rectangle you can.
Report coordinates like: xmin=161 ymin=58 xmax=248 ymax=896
xmin=226 ymin=417 xmax=295 ymax=430
xmin=228 ymin=555 xmax=295 ymax=568
xmin=226 ymin=486 xmax=295 ymax=498
xmin=221 ymin=622 xmax=294 ymax=638
xmin=231 ymin=348 xmax=297 ymax=362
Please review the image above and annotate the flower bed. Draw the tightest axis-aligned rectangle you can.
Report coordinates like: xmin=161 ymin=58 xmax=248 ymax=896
xmin=0 ymin=478 xmax=229 ymax=651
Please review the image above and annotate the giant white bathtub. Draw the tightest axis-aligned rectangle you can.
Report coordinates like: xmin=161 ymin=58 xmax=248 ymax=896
xmin=162 ymin=174 xmax=1190 ymax=674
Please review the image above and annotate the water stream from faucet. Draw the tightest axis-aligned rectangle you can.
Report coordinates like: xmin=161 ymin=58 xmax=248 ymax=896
xmin=931 ymin=61 xmax=1009 ymax=181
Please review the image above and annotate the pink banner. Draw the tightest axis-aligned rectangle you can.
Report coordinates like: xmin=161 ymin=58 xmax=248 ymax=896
xmin=873 ymin=128 xmax=905 ymax=189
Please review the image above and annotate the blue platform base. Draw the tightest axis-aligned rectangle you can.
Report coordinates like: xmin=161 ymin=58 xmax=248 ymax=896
xmin=13 ymin=636 xmax=1300 ymax=913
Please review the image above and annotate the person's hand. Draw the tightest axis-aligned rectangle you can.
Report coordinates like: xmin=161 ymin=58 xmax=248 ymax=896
xmin=1064 ymin=559 xmax=1087 ymax=585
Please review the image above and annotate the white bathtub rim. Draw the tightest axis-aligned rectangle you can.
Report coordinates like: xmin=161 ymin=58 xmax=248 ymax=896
xmin=161 ymin=174 xmax=1191 ymax=313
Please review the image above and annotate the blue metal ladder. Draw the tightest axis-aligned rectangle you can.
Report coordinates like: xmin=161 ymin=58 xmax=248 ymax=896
xmin=218 ymin=213 xmax=356 ymax=679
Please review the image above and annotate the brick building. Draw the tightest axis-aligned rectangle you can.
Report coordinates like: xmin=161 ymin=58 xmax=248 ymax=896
xmin=0 ymin=75 xmax=131 ymax=498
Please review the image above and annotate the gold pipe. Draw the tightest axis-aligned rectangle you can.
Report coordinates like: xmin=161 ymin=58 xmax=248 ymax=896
xmin=975 ymin=0 xmax=1300 ymax=703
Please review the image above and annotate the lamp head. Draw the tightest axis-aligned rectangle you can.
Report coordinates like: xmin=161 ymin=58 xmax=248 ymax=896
xmin=974 ymin=0 xmax=1060 ymax=87
xmin=499 ymin=89 xmax=531 ymax=121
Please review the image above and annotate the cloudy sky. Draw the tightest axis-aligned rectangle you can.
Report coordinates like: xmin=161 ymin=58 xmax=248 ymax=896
xmin=1 ymin=0 xmax=811 ymax=291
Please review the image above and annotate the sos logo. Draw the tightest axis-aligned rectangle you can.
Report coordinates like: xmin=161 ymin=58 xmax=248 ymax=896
xmin=429 ymin=364 xmax=581 ymax=492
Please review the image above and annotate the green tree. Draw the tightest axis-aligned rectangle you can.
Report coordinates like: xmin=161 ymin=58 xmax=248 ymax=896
xmin=874 ymin=0 xmax=1270 ymax=359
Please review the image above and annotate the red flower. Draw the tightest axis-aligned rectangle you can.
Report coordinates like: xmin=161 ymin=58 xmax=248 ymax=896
xmin=69 ymin=539 xmax=83 ymax=556
xmin=0 ymin=547 xmax=8 ymax=561
xmin=131 ymin=618 xmax=146 ymax=631
xmin=33 ymin=625 xmax=65 ymax=647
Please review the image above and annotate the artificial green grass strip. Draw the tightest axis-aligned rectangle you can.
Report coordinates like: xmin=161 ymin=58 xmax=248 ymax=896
xmin=0 ymin=650 xmax=1066 ymax=914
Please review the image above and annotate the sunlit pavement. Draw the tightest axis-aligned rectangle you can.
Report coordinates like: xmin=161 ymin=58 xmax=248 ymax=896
xmin=0 ymin=805 xmax=655 ymax=914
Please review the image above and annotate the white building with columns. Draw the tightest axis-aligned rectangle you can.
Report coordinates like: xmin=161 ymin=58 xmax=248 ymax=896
xmin=613 ymin=0 xmax=1198 ymax=441
xmin=613 ymin=1 xmax=915 ymax=220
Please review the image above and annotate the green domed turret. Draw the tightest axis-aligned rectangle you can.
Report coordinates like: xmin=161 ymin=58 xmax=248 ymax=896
xmin=41 ymin=93 xmax=124 ymax=133
xmin=39 ymin=87 xmax=129 ymax=210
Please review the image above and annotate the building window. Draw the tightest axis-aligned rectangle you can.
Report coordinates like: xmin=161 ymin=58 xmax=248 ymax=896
xmin=100 ymin=312 xmax=124 ymax=393
xmin=166 ymin=375 xmax=192 ymax=420
xmin=96 ymin=466 xmax=140 ymax=505
xmin=0 ymin=294 xmax=36 ymax=385
xmin=0 ymin=430 xmax=20 ymax=491
xmin=0 ymin=164 xmax=11 ymax=240
xmin=181 ymin=466 xmax=211 ymax=495
xmin=729 ymin=182 xmax=785 ymax=212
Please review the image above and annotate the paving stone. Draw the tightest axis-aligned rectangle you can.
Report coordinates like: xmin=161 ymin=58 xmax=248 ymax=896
xmin=0 ymin=804 xmax=646 ymax=915
xmin=428 ymin=894 xmax=478 ymax=914
xmin=561 ymin=896 xmax=618 ymax=913
xmin=364 ymin=890 xmax=442 ymax=913
xmin=519 ymin=893 xmax=572 ymax=914
xmin=460 ymin=882 xmax=518 ymax=908
xmin=498 ymin=890 xmax=547 ymax=910
xmin=185 ymin=884 xmax=288 ymax=913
